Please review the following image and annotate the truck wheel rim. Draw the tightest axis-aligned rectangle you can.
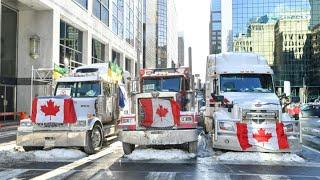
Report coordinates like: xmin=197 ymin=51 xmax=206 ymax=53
xmin=92 ymin=128 xmax=101 ymax=148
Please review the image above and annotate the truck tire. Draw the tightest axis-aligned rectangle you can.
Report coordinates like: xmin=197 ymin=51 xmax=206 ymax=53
xmin=122 ymin=142 xmax=135 ymax=155
xmin=84 ymin=124 xmax=103 ymax=155
xmin=188 ymin=141 xmax=198 ymax=154
xmin=22 ymin=146 xmax=43 ymax=152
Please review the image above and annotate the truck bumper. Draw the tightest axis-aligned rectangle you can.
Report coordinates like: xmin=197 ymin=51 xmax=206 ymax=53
xmin=212 ymin=134 xmax=302 ymax=153
xmin=119 ymin=129 xmax=198 ymax=145
xmin=16 ymin=129 xmax=87 ymax=147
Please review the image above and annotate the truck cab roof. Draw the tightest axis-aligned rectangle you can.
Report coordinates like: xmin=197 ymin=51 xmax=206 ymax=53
xmin=207 ymin=53 xmax=273 ymax=76
xmin=56 ymin=63 xmax=128 ymax=84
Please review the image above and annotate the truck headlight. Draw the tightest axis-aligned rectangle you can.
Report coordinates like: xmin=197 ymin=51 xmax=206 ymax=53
xmin=180 ymin=116 xmax=193 ymax=123
xmin=219 ymin=122 xmax=235 ymax=131
xmin=20 ymin=119 xmax=32 ymax=127
xmin=121 ymin=118 xmax=135 ymax=125
xmin=77 ymin=120 xmax=87 ymax=127
xmin=284 ymin=123 xmax=294 ymax=132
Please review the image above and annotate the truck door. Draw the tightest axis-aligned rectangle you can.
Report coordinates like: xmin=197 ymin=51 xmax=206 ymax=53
xmin=103 ymin=83 xmax=113 ymax=122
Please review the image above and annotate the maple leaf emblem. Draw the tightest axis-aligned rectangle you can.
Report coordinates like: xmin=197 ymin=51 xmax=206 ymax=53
xmin=253 ymin=128 xmax=272 ymax=143
xmin=156 ymin=105 xmax=169 ymax=121
xmin=40 ymin=100 xmax=60 ymax=120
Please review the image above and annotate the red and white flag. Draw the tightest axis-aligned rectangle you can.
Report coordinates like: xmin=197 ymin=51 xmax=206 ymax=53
xmin=139 ymin=99 xmax=180 ymax=128
xmin=31 ymin=98 xmax=77 ymax=124
xmin=236 ymin=122 xmax=289 ymax=150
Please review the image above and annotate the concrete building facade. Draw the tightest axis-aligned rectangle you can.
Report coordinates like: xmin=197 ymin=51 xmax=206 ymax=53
xmin=143 ymin=0 xmax=178 ymax=68
xmin=178 ymin=32 xmax=184 ymax=67
xmin=0 ymin=0 xmax=143 ymax=119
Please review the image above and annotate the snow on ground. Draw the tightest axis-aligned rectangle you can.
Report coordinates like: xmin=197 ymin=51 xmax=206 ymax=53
xmin=0 ymin=144 xmax=87 ymax=164
xmin=217 ymin=152 xmax=305 ymax=163
xmin=125 ymin=148 xmax=196 ymax=161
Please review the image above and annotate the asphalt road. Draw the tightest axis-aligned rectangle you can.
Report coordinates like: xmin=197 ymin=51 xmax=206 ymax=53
xmin=0 ymin=144 xmax=320 ymax=180
xmin=301 ymin=117 xmax=320 ymax=151
xmin=0 ymin=119 xmax=319 ymax=180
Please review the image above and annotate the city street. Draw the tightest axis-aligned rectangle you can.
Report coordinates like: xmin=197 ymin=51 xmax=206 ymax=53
xmin=0 ymin=118 xmax=320 ymax=180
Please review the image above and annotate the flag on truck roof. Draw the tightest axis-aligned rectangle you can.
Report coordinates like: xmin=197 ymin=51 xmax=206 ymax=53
xmin=53 ymin=64 xmax=68 ymax=80
xmin=107 ymin=62 xmax=123 ymax=82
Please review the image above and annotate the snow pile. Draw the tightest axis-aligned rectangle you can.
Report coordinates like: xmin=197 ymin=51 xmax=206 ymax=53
xmin=197 ymin=132 xmax=214 ymax=158
xmin=33 ymin=149 xmax=87 ymax=161
xmin=0 ymin=146 xmax=87 ymax=164
xmin=217 ymin=152 xmax=305 ymax=163
xmin=125 ymin=148 xmax=196 ymax=160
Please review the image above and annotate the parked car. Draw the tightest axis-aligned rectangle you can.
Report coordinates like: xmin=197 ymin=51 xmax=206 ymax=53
xmin=300 ymin=103 xmax=320 ymax=118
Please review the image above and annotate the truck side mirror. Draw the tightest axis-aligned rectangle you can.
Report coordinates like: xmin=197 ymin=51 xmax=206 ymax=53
xmin=291 ymin=96 xmax=300 ymax=103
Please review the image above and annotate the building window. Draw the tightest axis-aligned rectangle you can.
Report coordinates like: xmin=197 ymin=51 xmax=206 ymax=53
xmin=60 ymin=20 xmax=83 ymax=68
xmin=212 ymin=22 xmax=221 ymax=31
xmin=125 ymin=0 xmax=134 ymax=45
xmin=74 ymin=0 xmax=88 ymax=9
xmin=92 ymin=39 xmax=105 ymax=63
xmin=112 ymin=0 xmax=124 ymax=37
xmin=136 ymin=0 xmax=143 ymax=49
xmin=93 ymin=0 xmax=109 ymax=26
xmin=112 ymin=50 xmax=121 ymax=66
xmin=125 ymin=58 xmax=132 ymax=73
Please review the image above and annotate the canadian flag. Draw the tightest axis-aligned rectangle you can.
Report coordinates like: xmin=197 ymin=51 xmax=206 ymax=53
xmin=236 ymin=122 xmax=289 ymax=151
xmin=139 ymin=99 xmax=180 ymax=128
xmin=31 ymin=97 xmax=77 ymax=124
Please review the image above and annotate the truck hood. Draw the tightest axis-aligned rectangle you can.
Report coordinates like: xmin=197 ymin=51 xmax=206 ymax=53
xmin=221 ymin=92 xmax=281 ymax=110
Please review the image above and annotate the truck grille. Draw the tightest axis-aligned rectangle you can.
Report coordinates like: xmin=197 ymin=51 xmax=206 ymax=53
xmin=35 ymin=123 xmax=65 ymax=128
xmin=242 ymin=110 xmax=278 ymax=124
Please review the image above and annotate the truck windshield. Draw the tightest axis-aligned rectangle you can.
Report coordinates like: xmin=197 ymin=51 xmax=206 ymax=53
xmin=143 ymin=77 xmax=181 ymax=92
xmin=220 ymin=74 xmax=274 ymax=93
xmin=55 ymin=81 xmax=101 ymax=97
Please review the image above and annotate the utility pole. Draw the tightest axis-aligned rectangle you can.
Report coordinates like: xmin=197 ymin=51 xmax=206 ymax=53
xmin=188 ymin=47 xmax=192 ymax=74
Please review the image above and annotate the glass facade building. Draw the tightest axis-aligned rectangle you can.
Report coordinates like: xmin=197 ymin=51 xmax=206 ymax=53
xmin=156 ymin=0 xmax=168 ymax=68
xmin=143 ymin=0 xmax=177 ymax=68
xmin=112 ymin=0 xmax=124 ymax=37
xmin=209 ymin=0 xmax=222 ymax=54
xmin=125 ymin=0 xmax=134 ymax=45
xmin=211 ymin=0 xmax=320 ymax=98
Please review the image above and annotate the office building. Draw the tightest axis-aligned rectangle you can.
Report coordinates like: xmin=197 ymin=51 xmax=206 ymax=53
xmin=0 ymin=0 xmax=143 ymax=118
xmin=143 ymin=0 xmax=178 ymax=68
xmin=178 ymin=33 xmax=185 ymax=67
xmin=210 ymin=0 xmax=316 ymax=96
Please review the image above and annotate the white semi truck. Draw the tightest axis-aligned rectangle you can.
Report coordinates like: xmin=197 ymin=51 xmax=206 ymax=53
xmin=204 ymin=53 xmax=302 ymax=152
xmin=118 ymin=68 xmax=199 ymax=154
xmin=17 ymin=64 xmax=125 ymax=154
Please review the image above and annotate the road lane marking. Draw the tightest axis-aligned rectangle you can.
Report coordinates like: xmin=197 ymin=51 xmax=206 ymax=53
xmin=303 ymin=145 xmax=320 ymax=154
xmin=31 ymin=147 xmax=114 ymax=180
xmin=0 ymin=169 xmax=28 ymax=179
